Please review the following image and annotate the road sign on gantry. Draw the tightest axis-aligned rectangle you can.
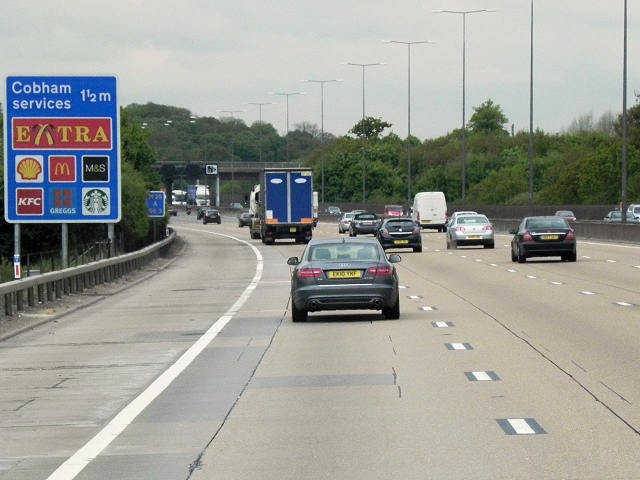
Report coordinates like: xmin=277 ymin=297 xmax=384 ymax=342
xmin=3 ymin=75 xmax=120 ymax=223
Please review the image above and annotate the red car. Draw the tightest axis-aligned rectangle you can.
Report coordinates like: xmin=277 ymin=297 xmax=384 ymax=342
xmin=554 ymin=210 xmax=576 ymax=221
xmin=384 ymin=205 xmax=403 ymax=217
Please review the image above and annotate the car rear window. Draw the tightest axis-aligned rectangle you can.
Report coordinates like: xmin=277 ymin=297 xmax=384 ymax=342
xmin=526 ymin=219 xmax=567 ymax=229
xmin=386 ymin=221 xmax=415 ymax=229
xmin=309 ymin=244 xmax=380 ymax=261
xmin=355 ymin=214 xmax=376 ymax=220
xmin=457 ymin=216 xmax=489 ymax=225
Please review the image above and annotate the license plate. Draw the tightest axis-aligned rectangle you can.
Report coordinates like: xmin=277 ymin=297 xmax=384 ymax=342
xmin=328 ymin=270 xmax=361 ymax=279
xmin=394 ymin=240 xmax=409 ymax=244
xmin=467 ymin=235 xmax=482 ymax=240
xmin=540 ymin=235 xmax=559 ymax=240
xmin=290 ymin=227 xmax=297 ymax=233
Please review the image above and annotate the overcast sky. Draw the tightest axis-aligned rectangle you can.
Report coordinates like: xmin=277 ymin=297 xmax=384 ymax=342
xmin=1 ymin=1 xmax=639 ymax=141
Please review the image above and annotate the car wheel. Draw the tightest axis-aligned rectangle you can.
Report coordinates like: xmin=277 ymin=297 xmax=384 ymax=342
xmin=382 ymin=295 xmax=400 ymax=320
xmin=217 ymin=219 xmax=221 ymax=224
xmin=413 ymin=245 xmax=422 ymax=253
xmin=484 ymin=241 xmax=495 ymax=249
xmin=511 ymin=246 xmax=517 ymax=262
xmin=452 ymin=240 xmax=458 ymax=249
xmin=517 ymin=248 xmax=527 ymax=263
xmin=446 ymin=237 xmax=451 ymax=249
xmin=569 ymin=250 xmax=577 ymax=262
xmin=291 ymin=301 xmax=308 ymax=322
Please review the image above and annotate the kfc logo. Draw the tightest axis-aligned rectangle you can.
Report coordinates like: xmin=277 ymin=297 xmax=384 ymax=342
xmin=16 ymin=188 xmax=44 ymax=215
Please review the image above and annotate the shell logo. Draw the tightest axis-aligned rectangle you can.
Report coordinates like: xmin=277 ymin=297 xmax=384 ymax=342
xmin=16 ymin=156 xmax=43 ymax=182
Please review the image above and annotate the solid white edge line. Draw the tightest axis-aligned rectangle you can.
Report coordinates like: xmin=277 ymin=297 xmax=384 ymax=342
xmin=47 ymin=229 xmax=263 ymax=480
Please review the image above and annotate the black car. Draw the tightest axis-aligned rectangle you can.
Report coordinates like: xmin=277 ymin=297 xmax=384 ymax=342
xmin=349 ymin=213 xmax=381 ymax=236
xmin=203 ymin=209 xmax=221 ymax=224
xmin=287 ymin=238 xmax=401 ymax=322
xmin=167 ymin=204 xmax=177 ymax=216
xmin=510 ymin=216 xmax=577 ymax=263
xmin=196 ymin=205 xmax=209 ymax=220
xmin=376 ymin=217 xmax=422 ymax=252
xmin=238 ymin=212 xmax=252 ymax=227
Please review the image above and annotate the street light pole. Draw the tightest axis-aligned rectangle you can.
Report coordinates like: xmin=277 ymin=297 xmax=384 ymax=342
xmin=244 ymin=102 xmax=276 ymax=162
xmin=383 ymin=40 xmax=435 ymax=203
xmin=302 ymin=79 xmax=341 ymax=204
xmin=622 ymin=0 xmax=628 ymax=223
xmin=529 ymin=0 xmax=535 ymax=214
xmin=219 ymin=110 xmax=244 ymax=205
xmin=433 ymin=8 xmax=496 ymax=206
xmin=269 ymin=92 xmax=305 ymax=162
xmin=342 ymin=62 xmax=385 ymax=207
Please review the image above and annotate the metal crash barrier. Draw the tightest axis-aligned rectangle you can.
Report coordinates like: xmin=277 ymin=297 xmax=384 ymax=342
xmin=0 ymin=230 xmax=176 ymax=317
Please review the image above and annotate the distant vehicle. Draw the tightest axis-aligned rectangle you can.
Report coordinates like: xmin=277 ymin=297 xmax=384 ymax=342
xmin=237 ymin=212 xmax=252 ymax=227
xmin=326 ymin=206 xmax=341 ymax=215
xmin=167 ymin=204 xmax=177 ymax=216
xmin=411 ymin=192 xmax=447 ymax=232
xmin=338 ymin=212 xmax=355 ymax=234
xmin=349 ymin=213 xmax=381 ymax=237
xmin=249 ymin=168 xmax=314 ymax=244
xmin=510 ymin=216 xmax=577 ymax=263
xmin=376 ymin=217 xmax=422 ymax=252
xmin=196 ymin=205 xmax=209 ymax=220
xmin=286 ymin=238 xmax=402 ymax=322
xmin=187 ymin=185 xmax=210 ymax=206
xmin=627 ymin=204 xmax=640 ymax=219
xmin=447 ymin=211 xmax=477 ymax=226
xmin=229 ymin=202 xmax=243 ymax=209
xmin=604 ymin=211 xmax=639 ymax=222
xmin=384 ymin=205 xmax=403 ymax=217
xmin=555 ymin=210 xmax=576 ymax=221
xmin=446 ymin=214 xmax=494 ymax=249
xmin=313 ymin=191 xmax=318 ymax=227
xmin=203 ymin=209 xmax=221 ymax=224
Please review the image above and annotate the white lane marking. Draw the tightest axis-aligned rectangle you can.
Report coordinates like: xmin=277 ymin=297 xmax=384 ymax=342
xmin=419 ymin=306 xmax=438 ymax=311
xmin=606 ymin=259 xmax=617 ymax=263
xmin=433 ymin=321 xmax=453 ymax=328
xmin=507 ymin=269 xmax=517 ymax=273
xmin=615 ymin=302 xmax=635 ymax=307
xmin=47 ymin=230 xmax=263 ymax=480
xmin=489 ymin=263 xmax=498 ymax=267
xmin=551 ymin=282 xmax=563 ymax=285
xmin=581 ymin=291 xmax=597 ymax=295
xmin=526 ymin=275 xmax=537 ymax=279
xmin=472 ymin=371 xmax=493 ymax=381
xmin=508 ymin=418 xmax=536 ymax=435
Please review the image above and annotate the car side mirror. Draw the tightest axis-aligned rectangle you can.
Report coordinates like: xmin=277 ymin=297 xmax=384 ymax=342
xmin=287 ymin=257 xmax=299 ymax=266
xmin=388 ymin=254 xmax=401 ymax=263
xmin=508 ymin=229 xmax=517 ymax=235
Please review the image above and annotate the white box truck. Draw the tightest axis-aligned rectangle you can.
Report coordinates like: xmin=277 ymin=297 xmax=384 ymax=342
xmin=411 ymin=191 xmax=447 ymax=232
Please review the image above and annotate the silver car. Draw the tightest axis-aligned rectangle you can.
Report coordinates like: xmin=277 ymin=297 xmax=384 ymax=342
xmin=338 ymin=212 xmax=355 ymax=234
xmin=446 ymin=214 xmax=495 ymax=249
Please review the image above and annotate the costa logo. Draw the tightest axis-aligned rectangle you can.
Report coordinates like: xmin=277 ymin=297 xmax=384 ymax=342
xmin=16 ymin=188 xmax=44 ymax=215
xmin=12 ymin=118 xmax=112 ymax=150
xmin=49 ymin=156 xmax=76 ymax=182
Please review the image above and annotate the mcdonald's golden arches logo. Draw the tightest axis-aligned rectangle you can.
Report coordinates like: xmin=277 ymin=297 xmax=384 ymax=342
xmin=49 ymin=156 xmax=76 ymax=182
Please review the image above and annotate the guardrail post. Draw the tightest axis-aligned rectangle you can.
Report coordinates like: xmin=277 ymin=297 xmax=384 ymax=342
xmin=5 ymin=293 xmax=13 ymax=316
xmin=16 ymin=290 xmax=24 ymax=311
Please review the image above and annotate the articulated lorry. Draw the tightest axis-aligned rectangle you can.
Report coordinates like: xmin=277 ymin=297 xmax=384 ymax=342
xmin=248 ymin=167 xmax=314 ymax=244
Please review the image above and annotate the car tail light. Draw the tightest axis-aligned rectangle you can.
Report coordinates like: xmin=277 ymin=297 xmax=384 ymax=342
xmin=522 ymin=231 xmax=534 ymax=242
xmin=366 ymin=266 xmax=393 ymax=276
xmin=412 ymin=228 xmax=420 ymax=234
xmin=483 ymin=225 xmax=493 ymax=231
xmin=565 ymin=230 xmax=575 ymax=241
xmin=297 ymin=268 xmax=323 ymax=278
xmin=380 ymin=228 xmax=389 ymax=234
xmin=455 ymin=226 xmax=465 ymax=232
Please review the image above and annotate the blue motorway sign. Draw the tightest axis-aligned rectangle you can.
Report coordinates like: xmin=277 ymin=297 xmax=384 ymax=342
xmin=3 ymin=75 xmax=120 ymax=223
xmin=147 ymin=191 xmax=165 ymax=217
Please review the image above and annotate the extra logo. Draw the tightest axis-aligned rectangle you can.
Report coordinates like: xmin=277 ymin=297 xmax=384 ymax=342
xmin=49 ymin=156 xmax=76 ymax=182
xmin=82 ymin=188 xmax=110 ymax=215
xmin=82 ymin=155 xmax=109 ymax=182
xmin=15 ymin=155 xmax=44 ymax=183
xmin=50 ymin=188 xmax=77 ymax=215
xmin=12 ymin=118 xmax=112 ymax=150
xmin=16 ymin=188 xmax=44 ymax=215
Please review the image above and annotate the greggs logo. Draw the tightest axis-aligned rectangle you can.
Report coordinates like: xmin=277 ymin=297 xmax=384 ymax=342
xmin=49 ymin=156 xmax=76 ymax=182
xmin=12 ymin=118 xmax=112 ymax=150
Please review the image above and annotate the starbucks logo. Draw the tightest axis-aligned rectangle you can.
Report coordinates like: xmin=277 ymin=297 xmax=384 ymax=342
xmin=82 ymin=188 xmax=110 ymax=215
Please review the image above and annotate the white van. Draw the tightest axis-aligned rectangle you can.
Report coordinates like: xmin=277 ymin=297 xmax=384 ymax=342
xmin=411 ymin=192 xmax=447 ymax=232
